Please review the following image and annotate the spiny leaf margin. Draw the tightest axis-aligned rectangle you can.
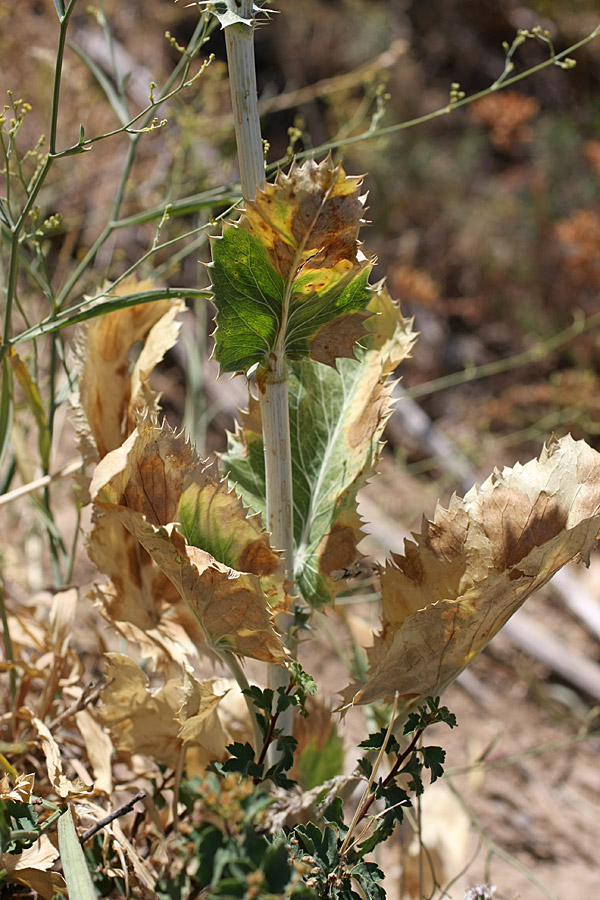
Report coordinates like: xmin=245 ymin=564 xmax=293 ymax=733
xmin=222 ymin=284 xmax=416 ymax=606
xmin=342 ymin=434 xmax=600 ymax=707
xmin=210 ymin=156 xmax=373 ymax=374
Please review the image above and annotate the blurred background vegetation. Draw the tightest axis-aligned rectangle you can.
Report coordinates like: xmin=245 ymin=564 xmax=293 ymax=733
xmin=4 ymin=0 xmax=600 ymax=510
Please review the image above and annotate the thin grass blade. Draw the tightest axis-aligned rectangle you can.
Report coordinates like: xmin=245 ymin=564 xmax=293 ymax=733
xmin=58 ymin=806 xmax=99 ymax=899
xmin=68 ymin=41 xmax=131 ymax=128
xmin=0 ymin=357 xmax=13 ymax=470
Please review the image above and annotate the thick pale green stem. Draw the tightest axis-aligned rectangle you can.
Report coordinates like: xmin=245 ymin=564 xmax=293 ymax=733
xmin=257 ymin=352 xmax=294 ymax=578
xmin=224 ymin=2 xmax=265 ymax=201
xmin=224 ymin=1 xmax=294 ymax=752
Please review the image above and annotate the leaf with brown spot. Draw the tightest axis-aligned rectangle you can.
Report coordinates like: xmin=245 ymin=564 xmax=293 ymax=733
xmin=210 ymin=156 xmax=373 ymax=373
xmin=222 ymin=283 xmax=416 ymax=606
xmin=341 ymin=435 xmax=600 ymax=707
xmin=90 ymin=416 xmax=288 ymax=663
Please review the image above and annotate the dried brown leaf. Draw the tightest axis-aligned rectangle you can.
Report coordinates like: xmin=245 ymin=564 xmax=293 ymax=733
xmin=23 ymin=712 xmax=93 ymax=800
xmin=75 ymin=709 xmax=114 ymax=795
xmin=0 ymin=772 xmax=35 ymax=803
xmin=72 ymin=279 xmax=184 ymax=462
xmin=90 ymin=417 xmax=287 ymax=663
xmin=342 ymin=435 xmax=600 ymax=706
xmin=99 ymin=654 xmax=228 ymax=769
xmin=1 ymin=835 xmax=66 ymax=899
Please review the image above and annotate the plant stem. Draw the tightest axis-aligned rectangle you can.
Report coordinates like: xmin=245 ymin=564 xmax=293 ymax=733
xmin=223 ymin=2 xmax=294 ymax=720
xmin=0 ymin=583 xmax=16 ymax=709
xmin=224 ymin=1 xmax=265 ymax=201
xmin=216 ymin=647 xmax=263 ymax=751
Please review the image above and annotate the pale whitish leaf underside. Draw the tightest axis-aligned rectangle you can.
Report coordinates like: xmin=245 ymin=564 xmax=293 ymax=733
xmin=342 ymin=434 xmax=600 ymax=707
xmin=222 ymin=285 xmax=416 ymax=606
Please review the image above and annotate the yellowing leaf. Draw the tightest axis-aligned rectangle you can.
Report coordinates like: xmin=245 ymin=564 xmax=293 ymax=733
xmin=90 ymin=417 xmax=287 ymax=663
xmin=72 ymin=278 xmax=184 ymax=462
xmin=211 ymin=156 xmax=373 ymax=373
xmin=176 ymin=671 xmax=228 ymax=760
xmin=88 ymin=512 xmax=182 ymax=633
xmin=99 ymin=654 xmax=228 ymax=769
xmin=8 ymin=347 xmax=50 ymax=466
xmin=342 ymin=435 xmax=600 ymax=707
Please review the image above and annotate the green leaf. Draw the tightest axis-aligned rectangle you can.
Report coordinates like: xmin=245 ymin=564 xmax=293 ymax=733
xmin=358 ymin=730 xmax=400 ymax=755
xmin=350 ymin=861 xmax=386 ymax=900
xmin=296 ymin=728 xmax=344 ymax=790
xmin=222 ymin=285 xmax=415 ymax=606
xmin=421 ymin=745 xmax=446 ymax=782
xmin=399 ymin=755 xmax=423 ymax=796
xmin=58 ymin=807 xmax=99 ymax=900
xmin=210 ymin=157 xmax=374 ymax=374
xmin=8 ymin=348 xmax=50 ymax=468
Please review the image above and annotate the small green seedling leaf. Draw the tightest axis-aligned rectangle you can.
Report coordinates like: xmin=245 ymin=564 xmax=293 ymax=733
xmin=421 ymin=745 xmax=446 ymax=783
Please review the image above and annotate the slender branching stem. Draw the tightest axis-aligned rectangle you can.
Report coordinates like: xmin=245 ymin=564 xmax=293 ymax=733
xmin=340 ymin=693 xmax=399 ymax=856
xmin=215 ymin=647 xmax=263 ymax=751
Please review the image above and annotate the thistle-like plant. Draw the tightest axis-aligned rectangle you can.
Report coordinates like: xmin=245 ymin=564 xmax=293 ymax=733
xmin=2 ymin=2 xmax=600 ymax=898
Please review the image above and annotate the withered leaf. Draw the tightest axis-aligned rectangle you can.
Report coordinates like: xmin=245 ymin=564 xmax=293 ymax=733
xmin=99 ymin=654 xmax=228 ymax=769
xmin=1 ymin=835 xmax=66 ymax=899
xmin=210 ymin=156 xmax=373 ymax=373
xmin=90 ymin=417 xmax=287 ymax=663
xmin=72 ymin=278 xmax=184 ymax=462
xmin=342 ymin=435 xmax=600 ymax=706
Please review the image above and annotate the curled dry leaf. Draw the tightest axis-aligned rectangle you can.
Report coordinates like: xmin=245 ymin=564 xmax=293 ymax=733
xmin=22 ymin=711 xmax=93 ymax=800
xmin=210 ymin=155 xmax=373 ymax=373
xmin=99 ymin=654 xmax=228 ymax=770
xmin=0 ymin=834 xmax=67 ymax=899
xmin=48 ymin=588 xmax=78 ymax=656
xmin=0 ymin=771 xmax=35 ymax=803
xmin=342 ymin=435 xmax=600 ymax=707
xmin=72 ymin=279 xmax=185 ymax=463
xmin=72 ymin=285 xmax=197 ymax=656
xmin=90 ymin=416 xmax=288 ymax=663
